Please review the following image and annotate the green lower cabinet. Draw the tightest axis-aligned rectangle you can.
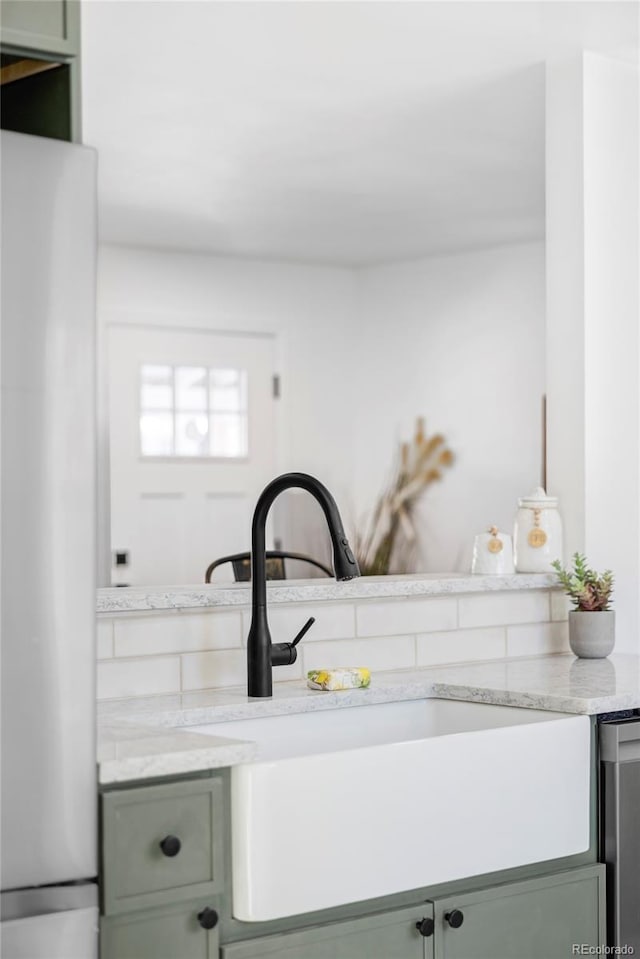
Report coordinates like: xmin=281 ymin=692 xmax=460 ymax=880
xmin=101 ymin=900 xmax=220 ymax=959
xmin=220 ymin=905 xmax=434 ymax=959
xmin=430 ymin=865 xmax=605 ymax=959
xmin=220 ymin=866 xmax=604 ymax=959
xmin=99 ymin=774 xmax=605 ymax=959
xmin=102 ymin=777 xmax=223 ymax=915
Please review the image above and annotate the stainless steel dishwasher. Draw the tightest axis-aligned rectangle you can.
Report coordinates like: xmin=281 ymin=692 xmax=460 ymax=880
xmin=599 ymin=712 xmax=640 ymax=951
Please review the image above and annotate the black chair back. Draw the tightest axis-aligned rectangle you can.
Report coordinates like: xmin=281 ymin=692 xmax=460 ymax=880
xmin=205 ymin=550 xmax=332 ymax=583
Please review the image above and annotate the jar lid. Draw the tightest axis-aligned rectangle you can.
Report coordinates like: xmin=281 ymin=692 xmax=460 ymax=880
xmin=518 ymin=486 xmax=559 ymax=509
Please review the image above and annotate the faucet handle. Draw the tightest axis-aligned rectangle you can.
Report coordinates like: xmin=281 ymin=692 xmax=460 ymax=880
xmin=271 ymin=617 xmax=316 ymax=668
xmin=292 ymin=617 xmax=315 ymax=647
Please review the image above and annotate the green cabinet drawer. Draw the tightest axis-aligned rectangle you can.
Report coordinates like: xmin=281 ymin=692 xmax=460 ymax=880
xmin=430 ymin=864 xmax=605 ymax=959
xmin=221 ymin=905 xmax=433 ymax=959
xmin=0 ymin=0 xmax=79 ymax=56
xmin=101 ymin=900 xmax=220 ymax=959
xmin=102 ymin=777 xmax=224 ymax=915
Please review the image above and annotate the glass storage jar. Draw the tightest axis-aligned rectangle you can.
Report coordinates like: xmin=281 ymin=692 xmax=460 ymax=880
xmin=513 ymin=487 xmax=563 ymax=573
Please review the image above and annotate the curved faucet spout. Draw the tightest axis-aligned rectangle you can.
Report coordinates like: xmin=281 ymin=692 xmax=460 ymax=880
xmin=247 ymin=472 xmax=360 ymax=698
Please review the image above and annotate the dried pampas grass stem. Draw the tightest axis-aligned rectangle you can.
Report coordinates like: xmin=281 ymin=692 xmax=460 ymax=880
xmin=354 ymin=417 xmax=454 ymax=576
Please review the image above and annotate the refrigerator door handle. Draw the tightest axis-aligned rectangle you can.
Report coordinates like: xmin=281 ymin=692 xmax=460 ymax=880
xmin=1 ymin=884 xmax=98 ymax=922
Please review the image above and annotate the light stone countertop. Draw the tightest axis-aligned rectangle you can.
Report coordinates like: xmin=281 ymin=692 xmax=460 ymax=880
xmin=98 ymin=653 xmax=640 ymax=784
xmin=97 ymin=723 xmax=257 ymax=785
xmin=97 ymin=572 xmax=557 ymax=614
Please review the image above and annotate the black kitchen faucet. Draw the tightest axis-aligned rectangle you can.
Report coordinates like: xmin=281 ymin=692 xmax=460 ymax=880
xmin=247 ymin=472 xmax=360 ymax=697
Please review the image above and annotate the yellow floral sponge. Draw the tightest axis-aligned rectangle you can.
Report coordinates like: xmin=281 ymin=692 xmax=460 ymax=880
xmin=307 ymin=668 xmax=371 ymax=691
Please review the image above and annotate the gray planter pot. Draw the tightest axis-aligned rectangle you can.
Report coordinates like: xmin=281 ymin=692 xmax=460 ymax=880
xmin=568 ymin=610 xmax=615 ymax=659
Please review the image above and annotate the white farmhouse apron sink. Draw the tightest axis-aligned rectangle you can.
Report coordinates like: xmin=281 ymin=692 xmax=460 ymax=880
xmin=192 ymin=699 xmax=591 ymax=921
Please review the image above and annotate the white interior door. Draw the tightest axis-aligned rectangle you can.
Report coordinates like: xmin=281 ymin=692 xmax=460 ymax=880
xmin=108 ymin=326 xmax=277 ymax=585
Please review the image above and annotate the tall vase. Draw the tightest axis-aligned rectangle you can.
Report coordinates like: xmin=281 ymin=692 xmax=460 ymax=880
xmin=568 ymin=610 xmax=615 ymax=659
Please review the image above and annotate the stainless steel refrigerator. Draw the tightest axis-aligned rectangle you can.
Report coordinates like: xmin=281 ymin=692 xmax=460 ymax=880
xmin=1 ymin=131 xmax=98 ymax=958
xmin=600 ymin=714 xmax=640 ymax=952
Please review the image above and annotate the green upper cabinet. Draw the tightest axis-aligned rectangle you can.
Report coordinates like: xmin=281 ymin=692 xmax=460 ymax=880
xmin=1 ymin=0 xmax=81 ymax=141
xmin=0 ymin=0 xmax=80 ymax=58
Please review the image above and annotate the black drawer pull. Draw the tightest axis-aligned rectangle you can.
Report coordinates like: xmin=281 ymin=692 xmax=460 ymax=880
xmin=445 ymin=909 xmax=464 ymax=929
xmin=197 ymin=907 xmax=219 ymax=930
xmin=416 ymin=917 xmax=435 ymax=937
xmin=159 ymin=835 xmax=182 ymax=857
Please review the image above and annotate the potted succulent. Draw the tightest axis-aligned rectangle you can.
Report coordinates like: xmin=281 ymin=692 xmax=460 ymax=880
xmin=551 ymin=554 xmax=615 ymax=658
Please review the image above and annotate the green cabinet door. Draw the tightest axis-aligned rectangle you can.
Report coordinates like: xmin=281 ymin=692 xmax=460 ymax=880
xmin=430 ymin=865 xmax=605 ymax=959
xmin=221 ymin=905 xmax=434 ymax=959
xmin=101 ymin=900 xmax=220 ymax=959
xmin=1 ymin=0 xmax=80 ymax=141
xmin=0 ymin=0 xmax=79 ymax=57
xmin=102 ymin=777 xmax=224 ymax=915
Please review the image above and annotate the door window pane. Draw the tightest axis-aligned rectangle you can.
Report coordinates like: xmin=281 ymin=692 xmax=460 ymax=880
xmin=175 ymin=413 xmax=209 ymax=456
xmin=210 ymin=413 xmax=248 ymax=458
xmin=175 ymin=366 xmax=208 ymax=411
xmin=140 ymin=364 xmax=248 ymax=458
xmin=210 ymin=368 xmax=247 ymax=412
xmin=140 ymin=365 xmax=173 ymax=410
xmin=140 ymin=412 xmax=173 ymax=455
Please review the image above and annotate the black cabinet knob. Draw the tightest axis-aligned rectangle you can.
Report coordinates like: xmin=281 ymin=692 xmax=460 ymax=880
xmin=197 ymin=907 xmax=219 ymax=930
xmin=445 ymin=909 xmax=464 ymax=929
xmin=159 ymin=835 xmax=181 ymax=857
xmin=415 ymin=917 xmax=435 ymax=937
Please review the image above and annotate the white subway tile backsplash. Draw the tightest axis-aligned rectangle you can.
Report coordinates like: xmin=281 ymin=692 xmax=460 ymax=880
xmin=97 ymin=620 xmax=114 ymax=659
xmin=506 ymin=622 xmax=569 ymax=657
xmin=97 ymin=587 xmax=556 ymax=699
xmin=416 ymin=627 xmax=506 ymax=667
xmin=302 ymin=635 xmax=415 ymax=673
xmin=550 ymin=591 xmax=569 ymax=622
xmin=241 ymin=603 xmax=355 ymax=644
xmin=356 ymin=598 xmax=457 ymax=638
xmin=97 ymin=656 xmax=180 ymax=700
xmin=114 ymin=610 xmax=242 ymax=657
xmin=181 ymin=648 xmax=291 ymax=691
xmin=458 ymin=591 xmax=549 ymax=629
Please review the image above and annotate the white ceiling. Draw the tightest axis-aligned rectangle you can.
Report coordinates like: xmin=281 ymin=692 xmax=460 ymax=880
xmin=82 ymin=1 xmax=638 ymax=266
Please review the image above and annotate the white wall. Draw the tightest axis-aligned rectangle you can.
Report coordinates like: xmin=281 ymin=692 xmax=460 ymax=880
xmin=354 ymin=243 xmax=546 ymax=572
xmin=545 ymin=56 xmax=586 ymax=565
xmin=584 ymin=53 xmax=639 ymax=655
xmin=98 ymin=242 xmax=546 ymax=580
xmin=97 ymin=246 xmax=359 ymax=578
xmin=546 ymin=53 xmax=640 ymax=653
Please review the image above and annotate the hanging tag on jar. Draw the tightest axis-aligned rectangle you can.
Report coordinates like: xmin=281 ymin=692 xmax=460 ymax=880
xmin=528 ymin=528 xmax=548 ymax=547
xmin=527 ymin=508 xmax=548 ymax=548
xmin=487 ymin=526 xmax=504 ymax=554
